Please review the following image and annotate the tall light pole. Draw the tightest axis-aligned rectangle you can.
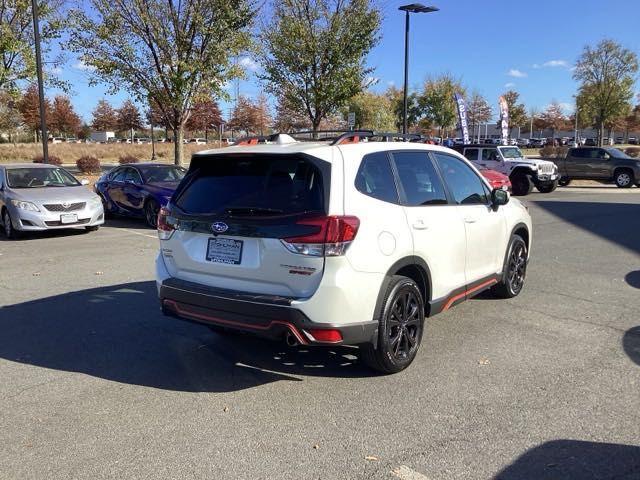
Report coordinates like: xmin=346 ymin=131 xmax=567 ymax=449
xmin=31 ymin=0 xmax=48 ymax=163
xmin=399 ymin=3 xmax=438 ymax=135
xmin=573 ymin=96 xmax=579 ymax=147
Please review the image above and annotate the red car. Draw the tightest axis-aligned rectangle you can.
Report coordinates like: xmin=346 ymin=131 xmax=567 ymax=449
xmin=479 ymin=168 xmax=511 ymax=191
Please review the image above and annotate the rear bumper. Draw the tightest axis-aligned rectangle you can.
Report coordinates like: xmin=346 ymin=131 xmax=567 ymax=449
xmin=159 ymin=277 xmax=378 ymax=346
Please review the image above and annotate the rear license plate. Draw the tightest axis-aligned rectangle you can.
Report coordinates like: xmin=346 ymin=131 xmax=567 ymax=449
xmin=206 ymin=238 xmax=243 ymax=265
xmin=60 ymin=213 xmax=78 ymax=224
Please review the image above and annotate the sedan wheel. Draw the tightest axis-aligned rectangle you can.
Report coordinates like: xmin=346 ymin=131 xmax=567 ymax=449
xmin=2 ymin=210 xmax=18 ymax=239
xmin=145 ymin=199 xmax=160 ymax=228
xmin=615 ymin=170 xmax=634 ymax=188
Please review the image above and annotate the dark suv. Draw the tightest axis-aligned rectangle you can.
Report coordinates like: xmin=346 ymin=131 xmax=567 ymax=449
xmin=556 ymin=147 xmax=640 ymax=188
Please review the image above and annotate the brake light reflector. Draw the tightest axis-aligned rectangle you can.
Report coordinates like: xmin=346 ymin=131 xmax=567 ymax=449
xmin=307 ymin=329 xmax=343 ymax=343
xmin=281 ymin=216 xmax=360 ymax=257
xmin=157 ymin=207 xmax=176 ymax=240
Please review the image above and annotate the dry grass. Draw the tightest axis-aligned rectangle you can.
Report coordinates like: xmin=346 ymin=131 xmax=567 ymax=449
xmin=0 ymin=142 xmax=226 ymax=165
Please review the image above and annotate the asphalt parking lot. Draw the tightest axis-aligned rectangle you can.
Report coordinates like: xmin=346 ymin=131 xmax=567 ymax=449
xmin=1 ymin=187 xmax=639 ymax=480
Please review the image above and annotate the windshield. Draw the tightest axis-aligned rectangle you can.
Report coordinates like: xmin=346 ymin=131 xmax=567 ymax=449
xmin=139 ymin=166 xmax=186 ymax=184
xmin=603 ymin=147 xmax=631 ymax=159
xmin=498 ymin=146 xmax=525 ymax=159
xmin=6 ymin=167 xmax=80 ymax=188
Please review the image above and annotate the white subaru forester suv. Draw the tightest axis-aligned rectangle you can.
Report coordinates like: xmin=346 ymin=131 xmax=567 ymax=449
xmin=156 ymin=132 xmax=532 ymax=373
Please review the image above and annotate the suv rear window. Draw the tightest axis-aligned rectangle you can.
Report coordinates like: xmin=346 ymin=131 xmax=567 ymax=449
xmin=175 ymin=154 xmax=326 ymax=216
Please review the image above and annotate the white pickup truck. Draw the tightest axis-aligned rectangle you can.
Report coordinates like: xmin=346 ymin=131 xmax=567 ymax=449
xmin=453 ymin=144 xmax=559 ymax=196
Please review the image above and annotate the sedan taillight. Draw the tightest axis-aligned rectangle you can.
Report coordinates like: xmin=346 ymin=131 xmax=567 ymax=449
xmin=157 ymin=207 xmax=177 ymax=240
xmin=281 ymin=216 xmax=360 ymax=257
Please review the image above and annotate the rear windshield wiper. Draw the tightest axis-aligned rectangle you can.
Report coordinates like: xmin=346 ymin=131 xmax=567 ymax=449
xmin=225 ymin=207 xmax=284 ymax=216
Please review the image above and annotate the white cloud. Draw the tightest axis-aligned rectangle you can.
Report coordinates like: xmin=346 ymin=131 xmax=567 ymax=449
xmin=543 ymin=60 xmax=569 ymax=68
xmin=507 ymin=69 xmax=527 ymax=78
xmin=532 ymin=63 xmax=541 ymax=69
xmin=387 ymin=80 xmax=396 ymax=87
xmin=73 ymin=60 xmax=96 ymax=71
xmin=238 ymin=57 xmax=259 ymax=71
xmin=504 ymin=82 xmax=516 ymax=88
xmin=559 ymin=102 xmax=574 ymax=113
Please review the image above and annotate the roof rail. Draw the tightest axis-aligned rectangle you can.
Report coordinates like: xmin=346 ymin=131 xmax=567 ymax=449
xmin=330 ymin=131 xmax=375 ymax=145
xmin=234 ymin=134 xmax=281 ymax=146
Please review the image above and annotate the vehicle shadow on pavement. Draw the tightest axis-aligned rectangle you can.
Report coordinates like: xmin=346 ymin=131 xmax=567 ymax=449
xmin=623 ymin=326 xmax=640 ymax=367
xmin=494 ymin=439 xmax=640 ymax=479
xmin=0 ymin=228 xmax=89 ymax=242
xmin=0 ymin=282 xmax=373 ymax=392
xmin=534 ymin=201 xmax=640 ymax=255
xmin=625 ymin=270 xmax=640 ymax=289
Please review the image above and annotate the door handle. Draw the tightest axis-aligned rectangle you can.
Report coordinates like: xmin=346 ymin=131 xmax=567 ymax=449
xmin=412 ymin=220 xmax=428 ymax=230
xmin=464 ymin=218 xmax=477 ymax=224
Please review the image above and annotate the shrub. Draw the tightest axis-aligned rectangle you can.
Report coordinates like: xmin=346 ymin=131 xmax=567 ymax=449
xmin=625 ymin=147 xmax=640 ymax=158
xmin=76 ymin=155 xmax=101 ymax=173
xmin=118 ymin=155 xmax=140 ymax=164
xmin=33 ymin=155 xmax=62 ymax=166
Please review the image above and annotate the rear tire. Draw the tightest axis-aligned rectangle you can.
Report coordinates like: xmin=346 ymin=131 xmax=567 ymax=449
xmin=492 ymin=234 xmax=528 ymax=299
xmin=614 ymin=169 xmax=634 ymax=188
xmin=144 ymin=198 xmax=160 ymax=228
xmin=361 ymin=275 xmax=425 ymax=374
xmin=510 ymin=173 xmax=534 ymax=196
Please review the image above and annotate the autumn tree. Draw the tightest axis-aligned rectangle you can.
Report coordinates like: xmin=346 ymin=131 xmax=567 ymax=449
xmin=466 ymin=92 xmax=492 ymax=141
xmin=344 ymin=91 xmax=396 ymax=131
xmin=228 ymin=96 xmax=259 ymax=135
xmin=147 ymin=100 xmax=170 ymax=140
xmin=501 ymin=90 xmax=527 ymax=138
xmin=573 ymin=39 xmax=638 ymax=146
xmin=253 ymin=93 xmax=272 ymax=136
xmin=49 ymin=95 xmax=81 ymax=136
xmin=91 ymin=99 xmax=118 ymax=131
xmin=418 ymin=74 xmax=465 ymax=137
xmin=69 ymin=0 xmax=253 ymax=165
xmin=0 ymin=0 xmax=66 ymax=90
xmin=117 ymin=99 xmax=143 ymax=141
xmin=18 ymin=84 xmax=50 ymax=141
xmin=186 ymin=97 xmax=223 ymax=141
xmin=539 ymin=101 xmax=568 ymax=142
xmin=260 ymin=0 xmax=381 ymax=135
xmin=273 ymin=95 xmax=309 ymax=132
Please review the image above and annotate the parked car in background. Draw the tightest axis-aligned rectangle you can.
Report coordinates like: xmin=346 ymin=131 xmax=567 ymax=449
xmin=65 ymin=137 xmax=81 ymax=144
xmin=628 ymin=137 xmax=638 ymax=145
xmin=134 ymin=138 xmax=151 ymax=144
xmin=48 ymin=137 xmax=65 ymax=144
xmin=0 ymin=163 xmax=104 ymax=239
xmin=95 ymin=163 xmax=187 ymax=227
xmin=584 ymin=138 xmax=597 ymax=146
xmin=454 ymin=144 xmax=558 ymax=195
xmin=615 ymin=137 xmax=625 ymax=145
xmin=156 ymin=133 xmax=532 ymax=373
xmin=556 ymin=147 xmax=640 ymax=188
xmin=189 ymin=138 xmax=207 ymax=145
xmin=527 ymin=138 xmax=545 ymax=148
xmin=220 ymin=138 xmax=235 ymax=146
xmin=479 ymin=167 xmax=512 ymax=191
xmin=119 ymin=138 xmax=132 ymax=144
xmin=516 ymin=138 xmax=529 ymax=147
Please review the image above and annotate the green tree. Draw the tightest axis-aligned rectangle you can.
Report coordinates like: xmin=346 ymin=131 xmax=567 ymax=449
xmin=260 ymin=0 xmax=381 ymax=135
xmin=501 ymin=90 xmax=527 ymax=138
xmin=117 ymin=99 xmax=143 ymax=141
xmin=0 ymin=0 xmax=66 ymax=90
xmin=573 ymin=39 xmax=638 ymax=146
xmin=418 ymin=74 xmax=465 ymax=137
xmin=385 ymin=86 xmax=420 ymax=132
xmin=0 ymin=90 xmax=22 ymax=142
xmin=68 ymin=0 xmax=253 ymax=165
xmin=344 ymin=91 xmax=396 ymax=131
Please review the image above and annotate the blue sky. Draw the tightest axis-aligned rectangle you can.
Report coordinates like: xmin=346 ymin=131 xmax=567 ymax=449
xmin=49 ymin=0 xmax=640 ymax=123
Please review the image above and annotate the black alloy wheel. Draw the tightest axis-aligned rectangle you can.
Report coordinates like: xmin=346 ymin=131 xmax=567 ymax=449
xmin=145 ymin=199 xmax=160 ymax=228
xmin=493 ymin=235 xmax=527 ymax=298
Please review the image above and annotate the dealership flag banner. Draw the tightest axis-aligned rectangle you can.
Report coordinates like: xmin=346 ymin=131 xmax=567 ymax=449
xmin=499 ymin=96 xmax=509 ymax=145
xmin=454 ymin=93 xmax=470 ymax=144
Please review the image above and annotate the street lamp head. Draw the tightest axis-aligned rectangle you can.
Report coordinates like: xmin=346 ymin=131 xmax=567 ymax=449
xmin=399 ymin=3 xmax=439 ymax=13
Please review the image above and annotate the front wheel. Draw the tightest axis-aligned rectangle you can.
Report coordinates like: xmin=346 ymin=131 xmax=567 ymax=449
xmin=536 ymin=179 xmax=558 ymax=193
xmin=361 ymin=276 xmax=425 ymax=374
xmin=2 ymin=209 xmax=20 ymax=240
xmin=144 ymin=199 xmax=160 ymax=228
xmin=492 ymin=234 xmax=528 ymax=299
xmin=614 ymin=170 xmax=634 ymax=188
xmin=510 ymin=173 xmax=534 ymax=196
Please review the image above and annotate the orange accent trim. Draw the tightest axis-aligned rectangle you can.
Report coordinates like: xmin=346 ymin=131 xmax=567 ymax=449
xmin=442 ymin=278 xmax=498 ymax=311
xmin=337 ymin=135 xmax=360 ymax=145
xmin=163 ymin=299 xmax=309 ymax=345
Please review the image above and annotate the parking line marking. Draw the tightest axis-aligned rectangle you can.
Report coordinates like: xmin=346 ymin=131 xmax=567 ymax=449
xmin=119 ymin=228 xmax=158 ymax=239
xmin=391 ymin=465 xmax=432 ymax=480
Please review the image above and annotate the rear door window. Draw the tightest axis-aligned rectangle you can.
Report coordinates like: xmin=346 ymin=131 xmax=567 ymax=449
xmin=355 ymin=152 xmax=399 ymax=204
xmin=175 ymin=154 xmax=326 ymax=215
xmin=391 ymin=151 xmax=448 ymax=206
xmin=464 ymin=148 xmax=479 ymax=161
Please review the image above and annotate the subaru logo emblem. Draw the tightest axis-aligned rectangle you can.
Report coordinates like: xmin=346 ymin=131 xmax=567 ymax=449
xmin=211 ymin=222 xmax=228 ymax=233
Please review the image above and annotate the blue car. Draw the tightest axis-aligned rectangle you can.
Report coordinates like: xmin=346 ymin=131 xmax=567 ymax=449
xmin=95 ymin=163 xmax=186 ymax=227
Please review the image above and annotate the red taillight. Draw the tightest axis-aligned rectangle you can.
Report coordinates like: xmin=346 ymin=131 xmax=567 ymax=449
xmin=157 ymin=207 xmax=176 ymax=240
xmin=280 ymin=216 xmax=360 ymax=257
xmin=307 ymin=329 xmax=343 ymax=343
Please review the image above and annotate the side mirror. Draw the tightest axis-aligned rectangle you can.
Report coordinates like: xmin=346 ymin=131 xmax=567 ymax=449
xmin=491 ymin=188 xmax=509 ymax=209
xmin=603 ymin=153 xmax=610 ymax=160
xmin=81 ymin=178 xmax=90 ymax=186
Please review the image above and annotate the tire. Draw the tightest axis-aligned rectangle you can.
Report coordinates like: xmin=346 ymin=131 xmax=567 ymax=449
xmin=361 ymin=275 xmax=425 ymax=374
xmin=535 ymin=179 xmax=558 ymax=193
xmin=99 ymin=194 xmax=112 ymax=218
xmin=85 ymin=226 xmax=100 ymax=232
xmin=2 ymin=209 xmax=20 ymax=240
xmin=510 ymin=173 xmax=534 ymax=196
xmin=492 ymin=234 xmax=528 ymax=299
xmin=144 ymin=198 xmax=160 ymax=228
xmin=558 ymin=177 xmax=571 ymax=187
xmin=614 ymin=169 xmax=634 ymax=188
